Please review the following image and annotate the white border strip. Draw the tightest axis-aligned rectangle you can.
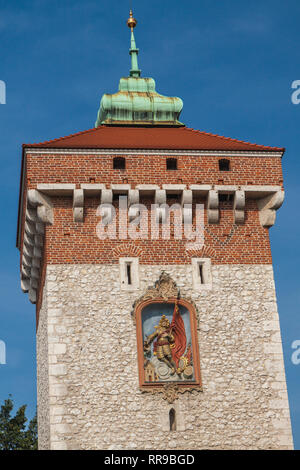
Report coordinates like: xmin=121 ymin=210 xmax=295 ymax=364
xmin=24 ymin=148 xmax=283 ymax=157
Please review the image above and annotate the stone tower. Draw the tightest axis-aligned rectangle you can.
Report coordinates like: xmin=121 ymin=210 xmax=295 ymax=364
xmin=17 ymin=11 xmax=293 ymax=450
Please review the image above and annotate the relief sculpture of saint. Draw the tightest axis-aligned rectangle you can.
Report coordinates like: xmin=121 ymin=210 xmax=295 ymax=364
xmin=143 ymin=302 xmax=194 ymax=383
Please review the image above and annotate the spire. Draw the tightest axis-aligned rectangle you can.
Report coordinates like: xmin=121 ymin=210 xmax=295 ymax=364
xmin=127 ymin=10 xmax=141 ymax=78
xmin=95 ymin=10 xmax=184 ymax=127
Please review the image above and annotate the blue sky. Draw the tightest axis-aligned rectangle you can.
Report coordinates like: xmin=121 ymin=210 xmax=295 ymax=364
xmin=0 ymin=0 xmax=299 ymax=448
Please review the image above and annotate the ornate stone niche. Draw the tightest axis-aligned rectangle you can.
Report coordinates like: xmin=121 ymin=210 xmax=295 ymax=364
xmin=133 ymin=273 xmax=202 ymax=402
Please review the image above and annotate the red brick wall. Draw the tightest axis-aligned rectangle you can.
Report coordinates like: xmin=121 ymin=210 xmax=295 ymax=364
xmin=40 ymin=195 xmax=271 ymax=265
xmin=25 ymin=152 xmax=283 ymax=187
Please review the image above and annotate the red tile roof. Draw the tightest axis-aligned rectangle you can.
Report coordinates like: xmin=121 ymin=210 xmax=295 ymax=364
xmin=23 ymin=126 xmax=284 ymax=152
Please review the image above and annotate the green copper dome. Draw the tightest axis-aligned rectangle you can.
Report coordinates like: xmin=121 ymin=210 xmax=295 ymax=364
xmin=95 ymin=12 xmax=184 ymax=127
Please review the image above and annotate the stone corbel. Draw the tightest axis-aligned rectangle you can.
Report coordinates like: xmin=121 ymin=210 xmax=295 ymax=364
xmin=27 ymin=189 xmax=53 ymax=224
xmin=181 ymin=189 xmax=193 ymax=223
xmin=155 ymin=189 xmax=167 ymax=223
xmin=73 ymin=189 xmax=84 ymax=222
xmin=207 ymin=190 xmax=219 ymax=224
xmin=21 ymin=190 xmax=53 ymax=304
xmin=257 ymin=190 xmax=285 ymax=228
xmin=234 ymin=190 xmax=245 ymax=224
xmin=101 ymin=189 xmax=113 ymax=205
xmin=128 ymin=189 xmax=140 ymax=222
xmin=128 ymin=189 xmax=139 ymax=206
xmin=162 ymin=184 xmax=186 ymax=193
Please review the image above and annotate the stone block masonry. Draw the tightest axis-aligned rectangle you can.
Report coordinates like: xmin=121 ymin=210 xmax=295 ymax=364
xmin=37 ymin=264 xmax=293 ymax=450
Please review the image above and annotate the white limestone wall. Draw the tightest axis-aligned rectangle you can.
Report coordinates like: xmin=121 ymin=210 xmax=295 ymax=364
xmin=36 ymin=264 xmax=294 ymax=450
xmin=36 ymin=285 xmax=50 ymax=449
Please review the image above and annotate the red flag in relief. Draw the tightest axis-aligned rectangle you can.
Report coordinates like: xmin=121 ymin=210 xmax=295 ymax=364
xmin=170 ymin=303 xmax=187 ymax=368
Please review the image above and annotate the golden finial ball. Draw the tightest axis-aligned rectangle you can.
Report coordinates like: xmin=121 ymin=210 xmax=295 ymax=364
xmin=127 ymin=10 xmax=137 ymax=30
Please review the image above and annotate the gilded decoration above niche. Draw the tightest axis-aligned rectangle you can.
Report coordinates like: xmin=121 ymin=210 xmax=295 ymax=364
xmin=133 ymin=272 xmax=180 ymax=309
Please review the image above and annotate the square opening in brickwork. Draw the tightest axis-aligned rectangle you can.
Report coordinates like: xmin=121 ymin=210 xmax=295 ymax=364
xmin=166 ymin=158 xmax=177 ymax=170
xmin=113 ymin=157 xmax=126 ymax=170
xmin=219 ymin=159 xmax=230 ymax=171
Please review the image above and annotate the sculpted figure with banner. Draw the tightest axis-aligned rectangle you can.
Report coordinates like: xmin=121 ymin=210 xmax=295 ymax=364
xmin=143 ymin=302 xmax=192 ymax=380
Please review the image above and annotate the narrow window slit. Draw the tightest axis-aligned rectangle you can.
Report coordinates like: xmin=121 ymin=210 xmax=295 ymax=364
xmin=199 ymin=263 xmax=204 ymax=284
xmin=126 ymin=263 xmax=132 ymax=285
xmin=169 ymin=408 xmax=176 ymax=431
